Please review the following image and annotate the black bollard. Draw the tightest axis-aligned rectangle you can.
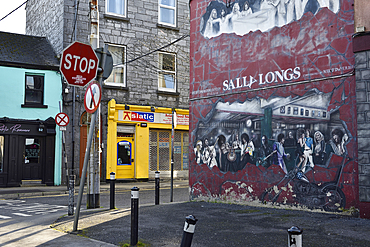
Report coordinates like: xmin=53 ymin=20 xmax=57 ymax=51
xmin=180 ymin=215 xmax=198 ymax=247
xmin=131 ymin=187 xmax=140 ymax=246
xmin=155 ymin=171 xmax=160 ymax=205
xmin=288 ymin=226 xmax=302 ymax=247
xmin=110 ymin=172 xmax=115 ymax=209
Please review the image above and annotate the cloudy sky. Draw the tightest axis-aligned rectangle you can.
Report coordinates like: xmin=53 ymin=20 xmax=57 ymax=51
xmin=0 ymin=1 xmax=26 ymax=34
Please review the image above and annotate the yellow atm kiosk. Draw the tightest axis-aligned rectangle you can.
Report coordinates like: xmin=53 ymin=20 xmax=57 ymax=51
xmin=106 ymin=99 xmax=189 ymax=180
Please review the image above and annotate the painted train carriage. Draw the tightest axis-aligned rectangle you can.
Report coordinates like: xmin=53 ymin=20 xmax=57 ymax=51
xmin=189 ymin=0 xmax=358 ymax=213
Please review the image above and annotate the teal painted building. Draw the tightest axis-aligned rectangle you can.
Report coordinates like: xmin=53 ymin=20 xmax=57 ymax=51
xmin=0 ymin=32 xmax=62 ymax=186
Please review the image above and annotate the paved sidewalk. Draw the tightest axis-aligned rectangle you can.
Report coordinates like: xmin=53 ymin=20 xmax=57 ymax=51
xmin=52 ymin=201 xmax=370 ymax=247
xmin=2 ymin=180 xmax=370 ymax=246
xmin=0 ymin=179 xmax=189 ymax=199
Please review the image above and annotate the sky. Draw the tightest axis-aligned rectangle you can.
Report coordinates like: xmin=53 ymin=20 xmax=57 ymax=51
xmin=0 ymin=0 xmax=26 ymax=34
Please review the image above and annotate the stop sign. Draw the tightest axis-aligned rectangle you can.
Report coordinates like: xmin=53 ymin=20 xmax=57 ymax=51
xmin=60 ymin=41 xmax=99 ymax=87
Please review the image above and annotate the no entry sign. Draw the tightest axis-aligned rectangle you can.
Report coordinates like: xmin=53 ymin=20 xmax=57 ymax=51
xmin=60 ymin=41 xmax=99 ymax=87
xmin=55 ymin=113 xmax=70 ymax=126
xmin=84 ymin=82 xmax=101 ymax=114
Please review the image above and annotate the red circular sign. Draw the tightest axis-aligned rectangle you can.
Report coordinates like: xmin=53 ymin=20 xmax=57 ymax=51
xmin=55 ymin=113 xmax=70 ymax=126
xmin=84 ymin=82 xmax=102 ymax=114
xmin=60 ymin=41 xmax=99 ymax=87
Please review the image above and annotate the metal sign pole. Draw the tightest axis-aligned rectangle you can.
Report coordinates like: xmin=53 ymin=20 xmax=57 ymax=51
xmin=170 ymin=109 xmax=175 ymax=202
xmin=73 ymin=44 xmax=108 ymax=232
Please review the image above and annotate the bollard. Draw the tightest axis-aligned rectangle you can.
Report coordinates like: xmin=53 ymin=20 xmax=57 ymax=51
xmin=288 ymin=226 xmax=303 ymax=247
xmin=180 ymin=215 xmax=198 ymax=247
xmin=110 ymin=172 xmax=115 ymax=209
xmin=155 ymin=171 xmax=160 ymax=205
xmin=131 ymin=187 xmax=140 ymax=246
xmin=68 ymin=175 xmax=75 ymax=216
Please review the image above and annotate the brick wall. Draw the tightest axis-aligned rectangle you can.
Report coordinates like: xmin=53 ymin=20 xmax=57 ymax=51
xmin=355 ymin=36 xmax=370 ymax=202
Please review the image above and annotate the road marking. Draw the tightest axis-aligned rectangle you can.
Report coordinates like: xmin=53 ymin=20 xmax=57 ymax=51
xmin=0 ymin=215 xmax=11 ymax=219
xmin=12 ymin=213 xmax=32 ymax=217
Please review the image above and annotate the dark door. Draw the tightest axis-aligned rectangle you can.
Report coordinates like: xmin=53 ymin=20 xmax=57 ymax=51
xmin=23 ymin=137 xmax=43 ymax=180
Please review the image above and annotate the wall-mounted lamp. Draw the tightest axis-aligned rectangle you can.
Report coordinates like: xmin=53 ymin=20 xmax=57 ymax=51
xmin=151 ymin=106 xmax=155 ymax=112
xmin=125 ymin=105 xmax=130 ymax=110
xmin=38 ymin=123 xmax=45 ymax=132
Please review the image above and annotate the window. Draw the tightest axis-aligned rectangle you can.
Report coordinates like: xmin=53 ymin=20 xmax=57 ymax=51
xmin=158 ymin=52 xmax=176 ymax=92
xmin=106 ymin=0 xmax=126 ymax=17
xmin=158 ymin=0 xmax=176 ymax=27
xmin=24 ymin=74 xmax=45 ymax=107
xmin=105 ymin=44 xmax=126 ymax=87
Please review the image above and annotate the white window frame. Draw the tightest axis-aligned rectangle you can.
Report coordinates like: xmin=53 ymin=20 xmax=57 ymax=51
xmin=104 ymin=44 xmax=127 ymax=87
xmin=158 ymin=52 xmax=176 ymax=92
xmin=106 ymin=0 xmax=127 ymax=17
xmin=158 ymin=0 xmax=177 ymax=27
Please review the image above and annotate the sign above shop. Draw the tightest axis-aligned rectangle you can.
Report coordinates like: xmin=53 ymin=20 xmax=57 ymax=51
xmin=118 ymin=110 xmax=189 ymax=126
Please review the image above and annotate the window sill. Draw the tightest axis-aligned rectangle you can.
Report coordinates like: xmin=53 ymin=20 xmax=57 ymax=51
xmin=104 ymin=13 xmax=130 ymax=22
xmin=157 ymin=23 xmax=180 ymax=32
xmin=21 ymin=104 xmax=48 ymax=109
xmin=103 ymin=84 xmax=129 ymax=90
xmin=156 ymin=90 xmax=179 ymax=96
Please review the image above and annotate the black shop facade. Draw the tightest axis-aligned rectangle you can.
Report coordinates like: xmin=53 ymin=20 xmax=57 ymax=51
xmin=0 ymin=117 xmax=56 ymax=187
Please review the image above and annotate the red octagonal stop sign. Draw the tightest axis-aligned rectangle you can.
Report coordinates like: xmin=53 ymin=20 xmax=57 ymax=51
xmin=60 ymin=41 xmax=99 ymax=87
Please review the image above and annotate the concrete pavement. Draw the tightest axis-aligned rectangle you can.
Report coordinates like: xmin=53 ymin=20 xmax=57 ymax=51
xmin=2 ymin=180 xmax=370 ymax=246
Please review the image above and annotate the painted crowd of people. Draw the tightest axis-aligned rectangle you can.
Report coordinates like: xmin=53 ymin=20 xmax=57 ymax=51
xmin=200 ymin=0 xmax=341 ymax=38
xmin=194 ymin=127 xmax=348 ymax=174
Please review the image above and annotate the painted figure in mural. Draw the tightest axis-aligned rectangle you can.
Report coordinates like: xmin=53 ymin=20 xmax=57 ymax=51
xmin=256 ymin=135 xmax=273 ymax=167
xmin=241 ymin=1 xmax=253 ymax=17
xmin=313 ymin=131 xmax=326 ymax=165
xmin=240 ymin=133 xmax=253 ymax=169
xmin=203 ymin=138 xmax=218 ymax=168
xmin=216 ymin=134 xmax=229 ymax=171
xmin=273 ymin=133 xmax=289 ymax=174
xmin=301 ymin=129 xmax=314 ymax=173
xmin=296 ymin=129 xmax=306 ymax=169
xmin=326 ymin=128 xmax=348 ymax=156
xmin=284 ymin=131 xmax=296 ymax=147
xmin=194 ymin=140 xmax=203 ymax=165
xmin=203 ymin=8 xmax=220 ymax=38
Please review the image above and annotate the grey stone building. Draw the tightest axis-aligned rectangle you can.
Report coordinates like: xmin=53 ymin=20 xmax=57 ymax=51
xmin=26 ymin=0 xmax=190 ymax=184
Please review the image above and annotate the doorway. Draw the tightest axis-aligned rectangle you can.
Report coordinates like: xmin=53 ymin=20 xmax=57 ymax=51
xmin=117 ymin=135 xmax=135 ymax=179
xmin=23 ymin=137 xmax=43 ymax=180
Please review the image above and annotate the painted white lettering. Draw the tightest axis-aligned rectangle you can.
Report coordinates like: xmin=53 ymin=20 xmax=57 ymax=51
xmin=274 ymin=70 xmax=284 ymax=82
xmin=64 ymin=54 xmax=72 ymax=70
xmin=235 ymin=77 xmax=242 ymax=88
xmin=249 ymin=76 xmax=257 ymax=88
xmin=79 ymin=57 xmax=88 ymax=73
xmin=265 ymin=72 xmax=275 ymax=84
xmin=293 ymin=67 xmax=301 ymax=79
xmin=73 ymin=55 xmax=81 ymax=71
xmin=223 ymin=80 xmax=229 ymax=91
xmin=229 ymin=79 xmax=235 ymax=89
xmin=243 ymin=76 xmax=248 ymax=87
xmin=283 ymin=68 xmax=293 ymax=81
xmin=258 ymin=74 xmax=265 ymax=85
xmin=88 ymin=59 xmax=96 ymax=73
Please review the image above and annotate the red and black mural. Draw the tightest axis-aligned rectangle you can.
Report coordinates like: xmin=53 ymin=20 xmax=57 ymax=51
xmin=189 ymin=0 xmax=357 ymax=212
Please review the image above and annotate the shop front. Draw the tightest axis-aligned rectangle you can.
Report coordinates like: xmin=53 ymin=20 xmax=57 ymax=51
xmin=106 ymin=99 xmax=189 ymax=180
xmin=0 ymin=117 xmax=56 ymax=187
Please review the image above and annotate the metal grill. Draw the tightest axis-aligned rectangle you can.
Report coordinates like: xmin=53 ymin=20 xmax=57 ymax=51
xmin=173 ymin=132 xmax=182 ymax=170
xmin=149 ymin=131 xmax=158 ymax=171
xmin=158 ymin=131 xmax=170 ymax=170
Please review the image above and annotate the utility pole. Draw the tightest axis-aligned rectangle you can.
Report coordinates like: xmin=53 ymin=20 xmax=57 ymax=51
xmin=87 ymin=0 xmax=100 ymax=209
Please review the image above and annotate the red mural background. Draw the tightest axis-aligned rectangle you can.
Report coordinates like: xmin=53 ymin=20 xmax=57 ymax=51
xmin=189 ymin=0 xmax=357 ymax=211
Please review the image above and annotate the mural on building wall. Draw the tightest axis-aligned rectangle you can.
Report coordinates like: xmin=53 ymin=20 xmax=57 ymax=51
xmin=192 ymin=86 xmax=354 ymax=211
xmin=200 ymin=0 xmax=341 ymax=38
xmin=189 ymin=0 xmax=356 ymax=212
